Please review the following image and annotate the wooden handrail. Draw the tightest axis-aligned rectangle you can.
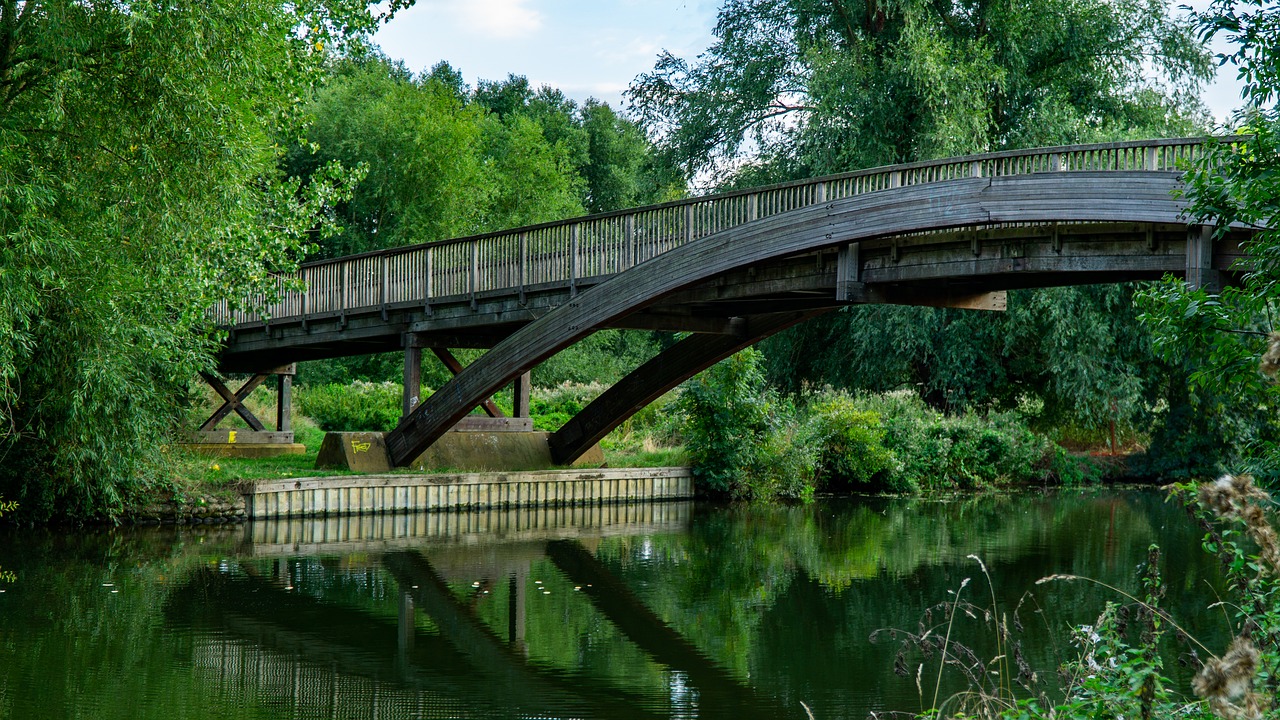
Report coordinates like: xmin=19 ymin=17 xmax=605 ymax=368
xmin=210 ymin=137 xmax=1232 ymax=328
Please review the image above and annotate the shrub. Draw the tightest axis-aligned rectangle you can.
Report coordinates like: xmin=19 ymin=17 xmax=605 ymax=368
xmin=808 ymin=391 xmax=896 ymax=489
xmin=841 ymin=391 xmax=1060 ymax=492
xmin=295 ymin=381 xmax=404 ymax=432
xmin=677 ymin=348 xmax=817 ymax=501
xmin=528 ymin=382 xmax=607 ymax=431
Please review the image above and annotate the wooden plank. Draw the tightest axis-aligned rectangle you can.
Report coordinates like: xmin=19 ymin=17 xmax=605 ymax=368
xmin=189 ymin=430 xmax=295 ymax=444
xmin=451 ymin=416 xmax=533 ymax=432
xmin=200 ymin=372 xmax=268 ymax=432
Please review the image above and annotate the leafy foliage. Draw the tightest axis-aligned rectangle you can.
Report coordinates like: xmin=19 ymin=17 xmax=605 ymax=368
xmin=629 ymin=0 xmax=1212 ymax=183
xmin=767 ymin=285 xmax=1159 ymax=437
xmin=289 ymin=61 xmax=681 ymax=260
xmin=677 ymin=351 xmax=1067 ymax=499
xmin=0 ymin=0 xmax=382 ymax=519
xmin=677 ymin=348 xmax=819 ymax=501
xmin=1135 ymin=1 xmax=1280 ymax=484
xmin=294 ymin=381 xmax=404 ymax=433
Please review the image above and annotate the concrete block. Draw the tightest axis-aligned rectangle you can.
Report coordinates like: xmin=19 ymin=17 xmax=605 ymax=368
xmin=408 ymin=431 xmax=604 ymax=472
xmin=315 ymin=432 xmax=392 ymax=472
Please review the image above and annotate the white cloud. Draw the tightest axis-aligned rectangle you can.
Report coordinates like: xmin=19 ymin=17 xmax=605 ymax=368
xmin=444 ymin=0 xmax=544 ymax=40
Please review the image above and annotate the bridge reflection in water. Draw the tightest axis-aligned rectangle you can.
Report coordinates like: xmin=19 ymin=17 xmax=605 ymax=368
xmin=167 ymin=501 xmax=801 ymax=719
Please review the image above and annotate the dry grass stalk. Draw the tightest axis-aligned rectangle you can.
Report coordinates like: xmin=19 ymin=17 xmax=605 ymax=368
xmin=1190 ymin=473 xmax=1280 ymax=720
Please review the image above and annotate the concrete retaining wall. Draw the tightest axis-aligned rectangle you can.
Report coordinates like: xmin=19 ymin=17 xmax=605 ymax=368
xmin=240 ymin=467 xmax=693 ymax=520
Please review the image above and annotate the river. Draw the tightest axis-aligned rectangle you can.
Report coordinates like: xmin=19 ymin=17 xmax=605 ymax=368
xmin=0 ymin=488 xmax=1229 ymax=719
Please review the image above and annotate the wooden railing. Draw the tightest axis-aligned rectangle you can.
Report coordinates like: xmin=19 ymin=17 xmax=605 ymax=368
xmin=211 ymin=138 xmax=1213 ymax=328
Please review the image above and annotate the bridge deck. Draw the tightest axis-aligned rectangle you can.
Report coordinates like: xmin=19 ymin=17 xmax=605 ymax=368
xmin=216 ymin=138 xmax=1231 ymax=372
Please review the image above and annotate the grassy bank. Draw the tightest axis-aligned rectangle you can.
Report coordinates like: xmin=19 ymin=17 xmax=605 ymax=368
xmin=178 ymin=379 xmax=686 ymax=491
xmin=179 ymin=368 xmax=1118 ymax=502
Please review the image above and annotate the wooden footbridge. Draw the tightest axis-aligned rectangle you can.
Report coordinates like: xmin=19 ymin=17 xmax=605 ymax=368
xmin=211 ymin=138 xmax=1250 ymax=467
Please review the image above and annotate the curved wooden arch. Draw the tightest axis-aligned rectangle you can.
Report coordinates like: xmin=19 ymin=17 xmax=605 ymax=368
xmin=548 ymin=310 xmax=832 ymax=465
xmin=385 ymin=172 xmax=1189 ymax=466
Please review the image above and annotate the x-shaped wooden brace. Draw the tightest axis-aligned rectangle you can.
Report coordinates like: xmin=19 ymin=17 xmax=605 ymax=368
xmin=431 ymin=348 xmax=505 ymax=418
xmin=199 ymin=372 xmax=268 ymax=432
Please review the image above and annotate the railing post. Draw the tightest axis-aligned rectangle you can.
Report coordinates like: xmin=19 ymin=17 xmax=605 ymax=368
xmin=469 ymin=241 xmax=479 ymax=311
xmin=684 ymin=204 xmax=694 ymax=245
xmin=299 ymin=269 xmax=309 ymax=331
xmin=970 ymin=160 xmax=982 ymax=178
xmin=423 ymin=249 xmax=433 ymax=316
xmin=623 ymin=216 xmax=635 ymax=269
xmin=340 ymin=263 xmax=348 ymax=327
xmin=518 ymin=232 xmax=527 ymax=305
xmin=1050 ymin=153 xmax=1061 ymax=172
xmin=747 ymin=193 xmax=758 ymax=221
xmin=379 ymin=254 xmax=388 ymax=321
xmin=815 ymin=181 xmax=826 ymax=204
xmin=889 ymin=171 xmax=901 ymax=188
xmin=1145 ymin=146 xmax=1158 ymax=171
xmin=569 ymin=225 xmax=579 ymax=298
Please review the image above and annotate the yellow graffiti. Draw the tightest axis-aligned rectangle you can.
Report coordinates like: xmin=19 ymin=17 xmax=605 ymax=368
xmin=228 ymin=430 xmax=237 ymax=444
xmin=352 ymin=441 xmax=372 ymax=454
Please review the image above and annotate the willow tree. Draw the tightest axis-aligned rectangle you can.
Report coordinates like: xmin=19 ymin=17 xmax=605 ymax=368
xmin=629 ymin=0 xmax=1213 ymax=183
xmin=0 ymin=0 xmax=397 ymax=519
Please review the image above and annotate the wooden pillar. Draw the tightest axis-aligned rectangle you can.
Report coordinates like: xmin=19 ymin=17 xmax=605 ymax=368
xmin=508 ymin=568 xmax=527 ymax=655
xmin=513 ymin=371 xmax=531 ymax=419
xmin=276 ymin=372 xmax=293 ymax=433
xmin=1186 ymin=224 xmax=1222 ymax=291
xmin=403 ymin=345 xmax=422 ymax=420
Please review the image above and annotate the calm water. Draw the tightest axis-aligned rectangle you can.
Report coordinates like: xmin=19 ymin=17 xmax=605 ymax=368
xmin=0 ymin=489 xmax=1229 ymax=719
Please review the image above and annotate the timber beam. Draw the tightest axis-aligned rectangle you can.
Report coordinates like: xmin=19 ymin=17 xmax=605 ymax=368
xmin=549 ymin=310 xmax=829 ymax=465
xmin=431 ymin=348 xmax=506 ymax=419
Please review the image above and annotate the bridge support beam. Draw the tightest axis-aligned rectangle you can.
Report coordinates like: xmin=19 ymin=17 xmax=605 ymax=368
xmin=403 ymin=345 xmax=422 ymax=419
xmin=188 ymin=364 xmax=302 ymax=455
xmin=403 ymin=334 xmax=534 ymax=429
xmin=549 ymin=310 xmax=829 ymax=465
xmin=1186 ymin=224 xmax=1223 ymax=291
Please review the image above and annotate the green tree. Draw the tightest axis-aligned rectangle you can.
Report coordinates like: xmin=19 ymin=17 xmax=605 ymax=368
xmin=473 ymin=75 xmax=682 ymax=213
xmin=288 ymin=57 xmax=489 ymax=258
xmin=1137 ymin=1 xmax=1280 ymax=481
xmin=479 ymin=113 xmax=585 ymax=229
xmin=629 ymin=0 xmax=1213 ymax=182
xmin=0 ymin=0 xmax=385 ymax=519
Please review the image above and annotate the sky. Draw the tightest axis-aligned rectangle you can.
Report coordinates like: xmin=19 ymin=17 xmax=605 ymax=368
xmin=374 ymin=0 xmax=1247 ymax=123
xmin=375 ymin=0 xmax=721 ymax=110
